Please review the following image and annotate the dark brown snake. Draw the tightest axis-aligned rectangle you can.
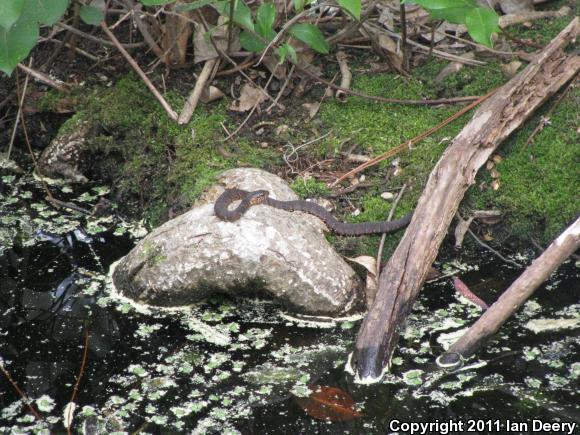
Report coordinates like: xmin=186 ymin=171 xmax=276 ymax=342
xmin=214 ymin=188 xmax=412 ymax=236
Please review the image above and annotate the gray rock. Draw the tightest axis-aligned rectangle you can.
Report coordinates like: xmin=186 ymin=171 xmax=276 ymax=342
xmin=112 ymin=168 xmax=365 ymax=315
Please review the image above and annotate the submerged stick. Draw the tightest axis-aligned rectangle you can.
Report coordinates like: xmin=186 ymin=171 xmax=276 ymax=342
xmin=446 ymin=216 xmax=580 ymax=360
xmin=352 ymin=18 xmax=580 ymax=382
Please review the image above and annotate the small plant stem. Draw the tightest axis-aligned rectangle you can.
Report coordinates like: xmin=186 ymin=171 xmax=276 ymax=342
xmin=399 ymin=1 xmax=408 ymax=71
xmin=100 ymin=22 xmax=178 ymax=121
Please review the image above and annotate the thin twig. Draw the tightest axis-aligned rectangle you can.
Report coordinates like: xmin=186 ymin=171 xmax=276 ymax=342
xmin=17 ymin=62 xmax=69 ymax=91
xmin=6 ymin=58 xmax=33 ymax=160
xmin=57 ymin=22 xmax=145 ymax=49
xmin=192 ymin=10 xmax=282 ymax=110
xmin=123 ymin=0 xmax=165 ymax=60
xmin=20 ymin=109 xmax=53 ymax=200
xmin=365 ymin=22 xmax=487 ymax=66
xmin=331 ymin=87 xmax=498 ymax=186
xmin=266 ymin=64 xmax=295 ymax=112
xmin=222 ymin=72 xmax=276 ymax=141
xmin=467 ymin=228 xmax=522 ymax=268
xmin=0 ymin=363 xmax=43 ymax=422
xmin=100 ymin=22 xmax=178 ymax=121
xmin=376 ymin=183 xmax=407 ymax=277
xmin=256 ymin=9 xmax=309 ymax=66
xmin=40 ymin=38 xmax=100 ymax=61
xmin=66 ymin=328 xmax=90 ymax=435
xmin=178 ymin=58 xmax=219 ymax=124
xmin=399 ymin=1 xmax=408 ymax=71
xmin=295 ymin=64 xmax=481 ymax=106
xmin=525 ymin=75 xmax=576 ymax=146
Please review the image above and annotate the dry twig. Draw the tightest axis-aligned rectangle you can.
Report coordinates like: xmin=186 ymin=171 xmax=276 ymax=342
xmin=100 ymin=22 xmax=178 ymax=120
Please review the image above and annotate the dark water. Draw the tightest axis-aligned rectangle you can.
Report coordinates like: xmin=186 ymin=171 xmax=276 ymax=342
xmin=1 ymin=173 xmax=578 ymax=434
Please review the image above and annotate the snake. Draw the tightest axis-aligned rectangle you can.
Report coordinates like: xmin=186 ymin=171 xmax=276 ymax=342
xmin=214 ymin=188 xmax=412 ymax=236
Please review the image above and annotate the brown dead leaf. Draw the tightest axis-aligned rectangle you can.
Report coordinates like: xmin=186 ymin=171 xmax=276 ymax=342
xmin=491 ymin=179 xmax=501 ymax=190
xmin=500 ymin=60 xmax=522 ymax=78
xmin=161 ymin=2 xmax=193 ymax=67
xmin=490 ymin=168 xmax=500 ymax=179
xmin=491 ymin=154 xmax=503 ymax=164
xmin=303 ymin=102 xmax=321 ymax=119
xmin=295 ymin=386 xmax=363 ymax=422
xmin=230 ymin=84 xmax=267 ymax=112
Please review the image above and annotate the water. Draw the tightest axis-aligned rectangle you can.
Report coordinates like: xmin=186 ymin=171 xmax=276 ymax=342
xmin=1 ymin=172 xmax=578 ymax=434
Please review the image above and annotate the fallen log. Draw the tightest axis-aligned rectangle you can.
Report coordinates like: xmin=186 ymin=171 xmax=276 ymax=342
xmin=353 ymin=17 xmax=580 ymax=382
xmin=443 ymin=216 xmax=580 ymax=363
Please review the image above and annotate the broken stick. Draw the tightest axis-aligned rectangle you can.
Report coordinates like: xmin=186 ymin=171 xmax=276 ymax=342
xmin=443 ymin=216 xmax=580 ymax=363
xmin=352 ymin=18 xmax=580 ymax=382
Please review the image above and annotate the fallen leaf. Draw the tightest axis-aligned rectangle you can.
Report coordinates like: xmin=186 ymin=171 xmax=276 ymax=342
xmin=303 ymin=102 xmax=321 ymax=119
xmin=500 ymin=60 xmax=522 ymax=78
xmin=345 ymin=255 xmax=377 ymax=276
xmin=295 ymin=386 xmax=363 ymax=422
xmin=230 ymin=84 xmax=267 ymax=112
xmin=491 ymin=179 xmax=501 ymax=190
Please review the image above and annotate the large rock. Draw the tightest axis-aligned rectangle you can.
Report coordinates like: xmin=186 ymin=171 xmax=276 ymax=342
xmin=112 ymin=168 xmax=365 ymax=315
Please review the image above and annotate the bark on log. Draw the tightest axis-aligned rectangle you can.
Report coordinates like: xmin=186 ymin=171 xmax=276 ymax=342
xmin=353 ymin=18 xmax=580 ymax=382
xmin=444 ymin=216 xmax=580 ymax=361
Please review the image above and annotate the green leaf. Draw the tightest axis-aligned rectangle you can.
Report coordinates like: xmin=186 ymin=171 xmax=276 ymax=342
xmin=26 ymin=0 xmax=69 ymax=26
xmin=293 ymin=0 xmax=304 ymax=12
xmin=79 ymin=5 xmax=104 ymax=25
xmin=277 ymin=42 xmax=297 ymax=64
xmin=0 ymin=0 xmax=25 ymax=30
xmin=255 ymin=3 xmax=275 ymax=40
xmin=289 ymin=23 xmax=328 ymax=54
xmin=140 ymin=0 xmax=176 ymax=5
xmin=176 ymin=0 xmax=216 ymax=12
xmin=0 ymin=13 xmax=39 ymax=75
xmin=338 ymin=0 xmax=360 ymax=20
xmin=427 ymin=7 xmax=471 ymax=24
xmin=465 ymin=6 xmax=499 ymax=47
xmin=409 ymin=0 xmax=475 ymax=9
xmin=239 ymin=30 xmax=266 ymax=52
xmin=215 ymin=0 xmax=254 ymax=31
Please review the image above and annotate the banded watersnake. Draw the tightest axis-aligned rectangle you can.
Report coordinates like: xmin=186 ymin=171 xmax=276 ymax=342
xmin=214 ymin=188 xmax=412 ymax=236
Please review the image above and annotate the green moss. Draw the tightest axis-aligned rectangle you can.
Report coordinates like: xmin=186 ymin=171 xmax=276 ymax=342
xmin=507 ymin=15 xmax=573 ymax=49
xmin=466 ymin=88 xmax=580 ymax=244
xmin=60 ymin=75 xmax=277 ymax=226
xmin=290 ymin=177 xmax=329 ymax=198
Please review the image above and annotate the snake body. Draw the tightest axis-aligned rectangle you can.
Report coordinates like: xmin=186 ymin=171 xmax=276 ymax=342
xmin=214 ymin=188 xmax=412 ymax=236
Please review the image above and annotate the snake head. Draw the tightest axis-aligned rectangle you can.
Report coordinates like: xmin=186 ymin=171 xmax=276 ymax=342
xmin=249 ymin=190 xmax=269 ymax=205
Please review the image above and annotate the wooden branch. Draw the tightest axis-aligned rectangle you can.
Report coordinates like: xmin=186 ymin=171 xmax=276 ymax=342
xmin=444 ymin=216 xmax=580 ymax=361
xmin=178 ymin=58 xmax=219 ymax=124
xmin=352 ymin=18 xmax=580 ymax=382
xmin=100 ymin=22 xmax=178 ymax=121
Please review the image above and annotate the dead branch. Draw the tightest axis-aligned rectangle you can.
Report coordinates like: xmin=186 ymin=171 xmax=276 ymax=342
xmin=331 ymin=89 xmax=496 ymax=186
xmin=335 ymin=51 xmax=352 ymax=102
xmin=178 ymin=58 xmax=219 ymax=124
xmin=17 ymin=63 xmax=69 ymax=91
xmin=445 ymin=216 xmax=580 ymax=360
xmin=499 ymin=6 xmax=571 ymax=29
xmin=100 ymin=22 xmax=178 ymax=121
xmin=352 ymin=18 xmax=580 ymax=382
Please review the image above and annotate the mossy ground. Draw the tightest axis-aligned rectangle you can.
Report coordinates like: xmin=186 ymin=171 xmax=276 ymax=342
xmin=43 ymin=11 xmax=577 ymax=254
